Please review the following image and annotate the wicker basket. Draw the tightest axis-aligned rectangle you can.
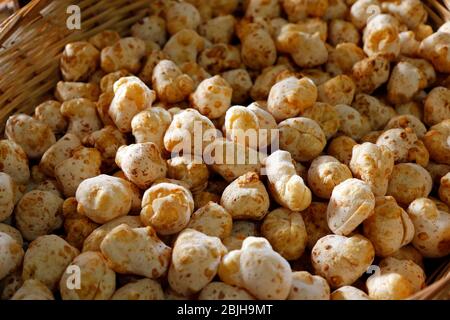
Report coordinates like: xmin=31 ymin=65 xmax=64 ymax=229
xmin=0 ymin=0 xmax=449 ymax=300
xmin=0 ymin=0 xmax=151 ymax=131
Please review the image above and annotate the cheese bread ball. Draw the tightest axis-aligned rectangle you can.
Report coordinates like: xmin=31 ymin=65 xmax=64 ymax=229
xmin=318 ymin=75 xmax=356 ymax=106
xmin=34 ymin=100 xmax=67 ymax=134
xmin=400 ymin=57 xmax=436 ymax=88
xmin=54 ymin=81 xmax=100 ymax=102
xmin=101 ymin=37 xmax=146 ymax=73
xmin=300 ymin=202 xmax=332 ymax=250
xmin=220 ymin=172 xmax=269 ymax=220
xmin=277 ymin=25 xmax=328 ymax=68
xmin=261 ymin=208 xmax=308 ymax=260
xmin=363 ymin=196 xmax=415 ymax=257
xmin=423 ymin=120 xmax=450 ymax=165
xmin=163 ymin=29 xmax=205 ymax=65
xmin=335 ymin=104 xmax=371 ymax=140
xmin=278 ymin=117 xmax=326 ymax=162
xmin=11 ymin=280 xmax=54 ymax=300
xmin=352 ymin=54 xmax=390 ymax=94
xmin=312 ymin=234 xmax=375 ymax=288
xmin=399 ymin=31 xmax=421 ymax=56
xmin=61 ymin=197 xmax=98 ymax=250
xmin=5 ymin=114 xmax=56 ymax=159
xmin=60 ymin=98 xmax=102 ymax=139
xmin=140 ymin=182 xmax=194 ymax=235
xmin=22 ymin=235 xmax=79 ymax=290
xmin=167 ymin=155 xmax=209 ymax=193
xmin=96 ymin=92 xmax=115 ymax=126
xmin=131 ymin=15 xmax=166 ymax=46
xmin=419 ymin=32 xmax=450 ymax=73
xmin=329 ymin=19 xmax=360 ymax=46
xmin=219 ymin=237 xmax=292 ymax=300
xmin=361 ymin=130 xmax=384 ymax=144
xmin=0 ymin=232 xmax=24 ymax=280
xmin=61 ymin=41 xmax=100 ymax=82
xmin=222 ymin=69 xmax=253 ymax=104
xmin=222 ymin=221 xmax=258 ymax=251
xmin=247 ymin=102 xmax=279 ymax=148
xmin=206 ymin=138 xmax=262 ymax=182
xmin=131 ymin=107 xmax=172 ymax=151
xmin=82 ymin=126 xmax=126 ymax=171
xmin=88 ymin=30 xmax=120 ymax=50
xmin=331 ymin=286 xmax=370 ymax=300
xmin=363 ymin=14 xmax=400 ymax=59
xmin=198 ymin=15 xmax=236 ymax=44
xmin=352 ymin=94 xmax=396 ymax=131
xmin=267 ymin=76 xmax=317 ymax=121
xmin=179 ymin=62 xmax=211 ymax=88
xmin=376 ymin=128 xmax=428 ymax=166
xmin=59 ymin=251 xmax=116 ymax=300
xmin=75 ymin=175 xmax=133 ymax=224
xmin=82 ymin=216 xmax=143 ymax=252
xmin=168 ymin=229 xmax=227 ymax=296
xmin=282 ymin=0 xmax=328 ymax=22
xmin=15 ymin=190 xmax=64 ymax=241
xmin=109 ymin=76 xmax=156 ymax=133
xmin=198 ymin=44 xmax=241 ymax=75
xmin=152 ymin=60 xmax=194 ymax=103
xmin=115 ymin=143 xmax=167 ymax=190
xmin=439 ymin=173 xmax=450 ymax=207
xmin=288 ymin=271 xmax=330 ymax=300
xmin=350 ymin=142 xmax=394 ymax=196
xmin=55 ymin=147 xmax=102 ymax=197
xmin=366 ymin=257 xmax=425 ymax=300
xmin=381 ymin=0 xmax=427 ymax=30
xmin=326 ymin=43 xmax=366 ymax=76
xmin=0 ymin=224 xmax=23 ymax=247
xmin=424 ymin=87 xmax=450 ymax=126
xmin=250 ymin=65 xmax=291 ymax=101
xmin=138 ymin=50 xmax=167 ymax=85
xmin=0 ymin=173 xmax=16 ymax=222
xmin=190 ymin=75 xmax=232 ymax=119
xmin=327 ymin=178 xmax=375 ymax=236
xmin=100 ymin=224 xmax=171 ymax=278
xmin=5 ymin=0 xmax=450 ymax=302
xmin=407 ymin=198 xmax=450 ymax=258
xmin=387 ymin=62 xmax=427 ymax=105
xmin=350 ymin=0 xmax=380 ymax=29
xmin=265 ymin=150 xmax=312 ymax=212
xmin=198 ymin=282 xmax=254 ymax=300
xmin=164 ymin=108 xmax=217 ymax=156
xmin=308 ymin=156 xmax=353 ymax=199
xmin=387 ymin=163 xmax=432 ymax=205
xmin=187 ymin=202 xmax=232 ymax=240
xmin=165 ymin=1 xmax=201 ymax=35
xmin=384 ymin=115 xmax=426 ymax=139
xmin=302 ymin=102 xmax=340 ymax=139
xmin=0 ymin=139 xmax=30 ymax=185
xmin=327 ymin=135 xmax=358 ymax=165
xmin=223 ymin=105 xmax=260 ymax=149
xmin=111 ymin=278 xmax=164 ymax=300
